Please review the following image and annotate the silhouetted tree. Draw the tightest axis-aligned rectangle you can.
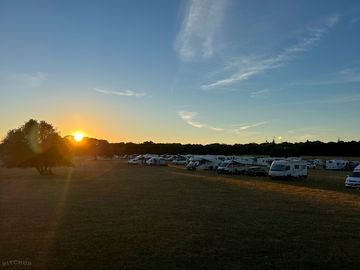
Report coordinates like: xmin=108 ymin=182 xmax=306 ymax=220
xmin=1 ymin=119 xmax=72 ymax=175
xmin=66 ymin=136 xmax=113 ymax=159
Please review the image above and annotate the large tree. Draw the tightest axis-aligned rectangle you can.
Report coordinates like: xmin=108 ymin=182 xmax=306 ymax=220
xmin=1 ymin=119 xmax=73 ymax=175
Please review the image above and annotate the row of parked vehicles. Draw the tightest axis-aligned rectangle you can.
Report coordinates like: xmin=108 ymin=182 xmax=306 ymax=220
xmin=216 ymin=159 xmax=308 ymax=179
xmin=127 ymin=155 xmax=308 ymax=179
xmin=128 ymin=155 xmax=168 ymax=166
xmin=126 ymin=154 xmax=360 ymax=187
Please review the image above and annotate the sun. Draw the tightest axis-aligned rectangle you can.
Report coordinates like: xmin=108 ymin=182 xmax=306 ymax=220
xmin=74 ymin=132 xmax=85 ymax=142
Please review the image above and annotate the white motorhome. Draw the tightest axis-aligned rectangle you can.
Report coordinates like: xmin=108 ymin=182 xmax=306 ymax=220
xmin=128 ymin=155 xmax=147 ymax=165
xmin=345 ymin=164 xmax=360 ymax=189
xmin=325 ymin=159 xmax=348 ymax=170
xmin=186 ymin=156 xmax=220 ymax=171
xmin=269 ymin=159 xmax=308 ymax=179
xmin=172 ymin=156 xmax=187 ymax=165
xmin=217 ymin=160 xmax=246 ymax=174
xmin=236 ymin=156 xmax=256 ymax=165
xmin=146 ymin=157 xmax=168 ymax=166
xmin=255 ymin=157 xmax=274 ymax=167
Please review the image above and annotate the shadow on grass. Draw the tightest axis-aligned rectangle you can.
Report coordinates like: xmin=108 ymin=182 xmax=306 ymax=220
xmin=169 ymin=167 xmax=360 ymax=210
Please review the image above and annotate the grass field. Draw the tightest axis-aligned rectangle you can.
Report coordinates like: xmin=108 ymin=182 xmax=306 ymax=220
xmin=1 ymin=161 xmax=360 ymax=269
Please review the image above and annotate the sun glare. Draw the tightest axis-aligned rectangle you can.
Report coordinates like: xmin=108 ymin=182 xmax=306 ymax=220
xmin=74 ymin=132 xmax=84 ymax=142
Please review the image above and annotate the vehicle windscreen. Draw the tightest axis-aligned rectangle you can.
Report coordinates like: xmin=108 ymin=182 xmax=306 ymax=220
xmin=350 ymin=172 xmax=360 ymax=177
xmin=218 ymin=162 xmax=228 ymax=167
xmin=270 ymin=164 xmax=286 ymax=171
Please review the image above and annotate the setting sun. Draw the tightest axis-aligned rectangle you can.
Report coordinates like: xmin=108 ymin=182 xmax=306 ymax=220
xmin=74 ymin=132 xmax=85 ymax=142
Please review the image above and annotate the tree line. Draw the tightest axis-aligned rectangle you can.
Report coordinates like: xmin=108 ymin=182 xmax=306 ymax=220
xmin=110 ymin=140 xmax=360 ymax=157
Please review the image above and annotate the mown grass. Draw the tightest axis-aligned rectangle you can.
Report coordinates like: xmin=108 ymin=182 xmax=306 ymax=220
xmin=1 ymin=161 xmax=360 ymax=269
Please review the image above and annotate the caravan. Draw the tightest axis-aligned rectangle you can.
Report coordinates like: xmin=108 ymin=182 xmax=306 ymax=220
xmin=269 ymin=159 xmax=308 ymax=179
xmin=325 ymin=160 xmax=348 ymax=170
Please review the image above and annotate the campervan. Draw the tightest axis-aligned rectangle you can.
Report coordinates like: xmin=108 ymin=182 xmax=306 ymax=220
xmin=255 ymin=157 xmax=274 ymax=167
xmin=217 ymin=160 xmax=246 ymax=174
xmin=146 ymin=157 xmax=167 ymax=166
xmin=236 ymin=156 xmax=256 ymax=165
xmin=325 ymin=160 xmax=348 ymax=170
xmin=269 ymin=159 xmax=308 ymax=179
xmin=186 ymin=156 xmax=220 ymax=171
xmin=172 ymin=156 xmax=187 ymax=165
xmin=128 ymin=155 xmax=147 ymax=165
xmin=345 ymin=164 xmax=360 ymax=188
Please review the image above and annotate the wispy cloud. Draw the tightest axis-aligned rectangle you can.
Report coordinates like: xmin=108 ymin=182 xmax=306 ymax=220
xmin=209 ymin=126 xmax=224 ymax=132
xmin=0 ymin=72 xmax=47 ymax=88
xmin=288 ymin=127 xmax=333 ymax=134
xmin=22 ymin=72 xmax=47 ymax=87
xmin=250 ymin=88 xmax=283 ymax=99
xmin=335 ymin=68 xmax=360 ymax=83
xmin=175 ymin=0 xmax=228 ymax=61
xmin=178 ymin=111 xmax=206 ymax=128
xmin=201 ymin=15 xmax=340 ymax=90
xmin=178 ymin=111 xmax=270 ymax=134
xmin=94 ymin=88 xmax=146 ymax=97
xmin=287 ymin=127 xmax=333 ymax=142
xmin=233 ymin=121 xmax=270 ymax=134
xmin=296 ymin=68 xmax=360 ymax=86
xmin=310 ymin=93 xmax=360 ymax=104
xmin=178 ymin=111 xmax=227 ymax=131
xmin=350 ymin=16 xmax=360 ymax=25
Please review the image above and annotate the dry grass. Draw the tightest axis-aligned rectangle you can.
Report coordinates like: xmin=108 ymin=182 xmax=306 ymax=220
xmin=1 ymin=161 xmax=360 ymax=269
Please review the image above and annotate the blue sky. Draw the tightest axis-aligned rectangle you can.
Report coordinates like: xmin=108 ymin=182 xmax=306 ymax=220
xmin=0 ymin=0 xmax=360 ymax=144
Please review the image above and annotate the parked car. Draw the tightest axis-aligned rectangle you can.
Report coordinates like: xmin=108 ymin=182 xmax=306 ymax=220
xmin=244 ymin=166 xmax=268 ymax=176
xmin=146 ymin=157 xmax=168 ymax=166
xmin=217 ymin=160 xmax=247 ymax=174
xmin=345 ymin=164 xmax=360 ymax=189
xmin=307 ymin=160 xmax=317 ymax=169
xmin=345 ymin=161 xmax=360 ymax=171
xmin=172 ymin=157 xmax=187 ymax=165
xmin=128 ymin=156 xmax=147 ymax=165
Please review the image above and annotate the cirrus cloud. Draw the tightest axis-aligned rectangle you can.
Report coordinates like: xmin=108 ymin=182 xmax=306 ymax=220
xmin=94 ymin=88 xmax=146 ymax=97
xmin=178 ymin=111 xmax=270 ymax=134
xmin=175 ymin=0 xmax=228 ymax=61
xmin=201 ymin=15 xmax=340 ymax=90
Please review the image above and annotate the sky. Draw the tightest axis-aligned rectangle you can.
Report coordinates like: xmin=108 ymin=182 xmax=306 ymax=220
xmin=0 ymin=0 xmax=360 ymax=144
